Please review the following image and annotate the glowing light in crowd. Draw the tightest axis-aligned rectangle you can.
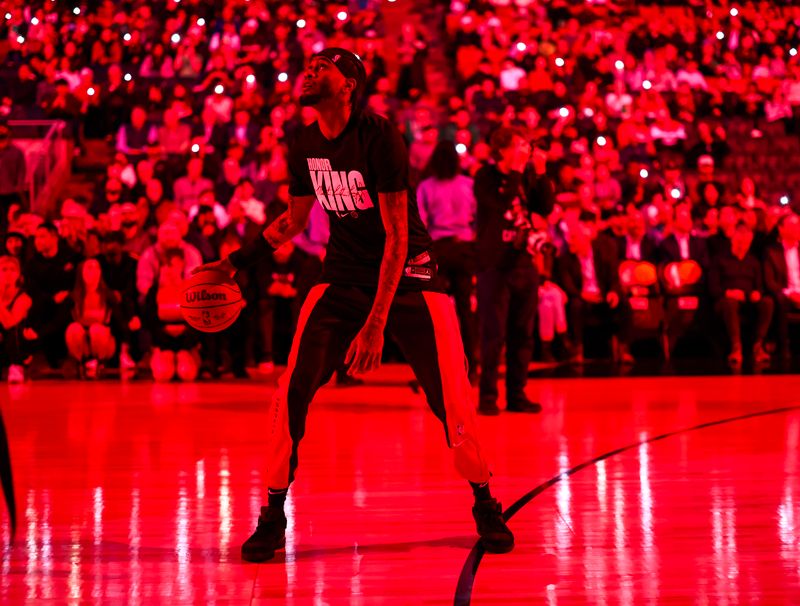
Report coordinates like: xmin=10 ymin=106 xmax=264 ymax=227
xmin=87 ymin=87 xmax=95 ymax=96
xmin=191 ymin=144 xmax=200 ymax=153
xmin=643 ymin=80 xmax=652 ymax=90
xmin=337 ymin=11 xmax=348 ymax=21
xmin=246 ymin=74 xmax=256 ymax=84
xmin=559 ymin=107 xmax=569 ymax=118
xmin=597 ymin=136 xmax=607 ymax=147
xmin=516 ymin=42 xmax=527 ymax=52
xmin=791 ymin=48 xmax=798 ymax=57
xmin=123 ymin=33 xmax=131 ymax=41
xmin=671 ymin=188 xmax=681 ymax=199
xmin=455 ymin=143 xmax=467 ymax=155
xmin=16 ymin=35 xmax=25 ymax=44
xmin=640 ymin=169 xmax=649 ymax=179
xmin=124 ymin=73 xmax=132 ymax=82
xmin=73 ymin=7 xmax=81 ymax=15
xmin=214 ymin=84 xmax=224 ymax=94
xmin=583 ymin=108 xmax=594 ymax=117
xmin=4 ymin=12 xmax=11 ymax=20
xmin=296 ymin=19 xmax=306 ymax=28
xmin=716 ymin=31 xmax=725 ymax=40
xmin=171 ymin=33 xmax=181 ymax=44
xmin=730 ymin=7 xmax=738 ymax=17
xmin=614 ymin=60 xmax=625 ymax=70
xmin=555 ymin=57 xmax=565 ymax=67
xmin=197 ymin=18 xmax=205 ymax=26
xmin=277 ymin=72 xmax=288 ymax=83
xmin=781 ymin=195 xmax=790 ymax=206
xmin=31 ymin=17 xmax=39 ymax=25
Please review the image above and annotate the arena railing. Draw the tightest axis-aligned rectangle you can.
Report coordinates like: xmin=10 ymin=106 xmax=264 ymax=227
xmin=8 ymin=119 xmax=70 ymax=218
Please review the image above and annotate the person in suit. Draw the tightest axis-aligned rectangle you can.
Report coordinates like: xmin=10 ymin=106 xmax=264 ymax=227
xmin=658 ymin=203 xmax=710 ymax=270
xmin=763 ymin=213 xmax=800 ymax=361
xmin=618 ymin=209 xmax=659 ymax=262
xmin=709 ymin=221 xmax=773 ymax=367
xmin=557 ymin=224 xmax=631 ymax=363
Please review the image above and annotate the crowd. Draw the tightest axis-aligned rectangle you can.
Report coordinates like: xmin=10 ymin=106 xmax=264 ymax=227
xmin=0 ymin=0 xmax=799 ymax=384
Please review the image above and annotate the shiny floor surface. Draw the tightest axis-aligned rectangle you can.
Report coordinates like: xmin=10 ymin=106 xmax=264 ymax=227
xmin=1 ymin=369 xmax=800 ymax=605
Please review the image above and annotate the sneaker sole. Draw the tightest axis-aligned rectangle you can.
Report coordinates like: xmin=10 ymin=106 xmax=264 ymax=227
xmin=480 ymin=538 xmax=515 ymax=554
xmin=241 ymin=537 xmax=286 ymax=563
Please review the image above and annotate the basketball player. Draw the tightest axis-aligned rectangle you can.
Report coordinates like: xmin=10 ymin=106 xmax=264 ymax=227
xmin=195 ymin=48 xmax=514 ymax=561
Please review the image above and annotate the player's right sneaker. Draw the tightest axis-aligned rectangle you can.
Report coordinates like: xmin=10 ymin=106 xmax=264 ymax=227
xmin=473 ymin=498 xmax=515 ymax=554
xmin=241 ymin=506 xmax=287 ymax=562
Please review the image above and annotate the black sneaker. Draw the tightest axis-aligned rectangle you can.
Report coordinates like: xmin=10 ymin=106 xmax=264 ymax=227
xmin=506 ymin=396 xmax=542 ymax=413
xmin=241 ymin=506 xmax=287 ymax=563
xmin=472 ymin=498 xmax=514 ymax=553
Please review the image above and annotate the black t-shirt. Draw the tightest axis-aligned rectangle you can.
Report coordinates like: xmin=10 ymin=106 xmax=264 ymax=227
xmin=288 ymin=109 xmax=434 ymax=290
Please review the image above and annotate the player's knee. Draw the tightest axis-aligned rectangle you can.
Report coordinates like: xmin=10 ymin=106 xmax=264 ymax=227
xmin=176 ymin=350 xmax=198 ymax=382
xmin=151 ymin=349 xmax=176 ymax=382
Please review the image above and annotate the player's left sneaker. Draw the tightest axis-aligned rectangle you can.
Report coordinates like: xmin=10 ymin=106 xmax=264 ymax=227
xmin=242 ymin=506 xmax=286 ymax=562
xmin=472 ymin=498 xmax=514 ymax=554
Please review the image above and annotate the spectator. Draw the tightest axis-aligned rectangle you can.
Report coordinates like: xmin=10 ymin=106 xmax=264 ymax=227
xmin=709 ymin=222 xmax=773 ymax=368
xmin=24 ymin=222 xmax=79 ymax=370
xmin=658 ymin=204 xmax=710 ymax=270
xmin=65 ymin=259 xmax=124 ymax=379
xmin=144 ymin=248 xmax=199 ymax=382
xmin=764 ymin=214 xmax=800 ymax=362
xmin=474 ymin=127 xmax=553 ymax=414
xmin=116 ymin=106 xmax=156 ymax=160
xmin=136 ymin=221 xmax=202 ymax=305
xmin=173 ymin=158 xmax=214 ymax=213
xmin=619 ymin=209 xmax=659 ymax=263
xmin=99 ymin=231 xmax=141 ymax=373
xmin=0 ymin=256 xmax=32 ymax=384
xmin=417 ymin=140 xmax=479 ymax=379
xmin=0 ymin=123 xmax=26 ymax=235
xmin=557 ymin=223 xmax=630 ymax=364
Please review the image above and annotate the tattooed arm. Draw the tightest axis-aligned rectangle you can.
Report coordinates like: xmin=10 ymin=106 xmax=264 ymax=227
xmin=192 ymin=195 xmax=316 ymax=277
xmin=262 ymin=194 xmax=316 ymax=248
xmin=345 ymin=190 xmax=409 ymax=375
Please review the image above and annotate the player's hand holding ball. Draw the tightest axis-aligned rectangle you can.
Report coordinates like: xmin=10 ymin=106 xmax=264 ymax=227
xmin=182 ymin=259 xmax=243 ymax=332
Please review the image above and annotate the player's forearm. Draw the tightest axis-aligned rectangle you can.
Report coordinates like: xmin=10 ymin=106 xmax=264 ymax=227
xmin=262 ymin=210 xmax=304 ymax=248
xmin=368 ymin=230 xmax=408 ymax=328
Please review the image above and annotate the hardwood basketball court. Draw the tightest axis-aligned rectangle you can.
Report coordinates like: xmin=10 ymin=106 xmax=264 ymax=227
xmin=1 ymin=369 xmax=799 ymax=604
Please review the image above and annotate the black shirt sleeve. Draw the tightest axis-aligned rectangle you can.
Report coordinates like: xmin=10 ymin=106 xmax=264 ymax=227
xmin=369 ymin=117 xmax=409 ymax=194
xmin=287 ymin=138 xmax=314 ymax=198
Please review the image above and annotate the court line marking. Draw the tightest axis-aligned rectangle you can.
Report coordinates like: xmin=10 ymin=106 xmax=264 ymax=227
xmin=453 ymin=404 xmax=800 ymax=605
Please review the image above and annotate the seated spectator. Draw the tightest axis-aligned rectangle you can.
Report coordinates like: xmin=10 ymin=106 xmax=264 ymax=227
xmin=116 ymin=106 xmax=156 ymax=160
xmin=91 ymin=178 xmax=126 ymax=217
xmin=557 ymin=225 xmax=630 ymax=364
xmin=3 ymin=232 xmax=27 ymax=261
xmin=763 ymin=213 xmax=800 ymax=361
xmin=99 ymin=231 xmax=141 ymax=372
xmin=593 ymin=164 xmax=622 ymax=210
xmin=733 ymin=177 xmax=766 ymax=211
xmin=619 ymin=209 xmax=659 ymax=263
xmin=686 ymin=122 xmax=730 ymax=170
xmin=709 ymin=222 xmax=773 ymax=368
xmin=155 ymin=107 xmax=192 ymax=159
xmin=173 ymin=158 xmax=214 ymax=213
xmin=65 ymin=258 xmax=127 ymax=379
xmin=658 ymin=204 xmax=709 ymax=270
xmin=24 ymin=222 xmax=79 ymax=370
xmin=136 ymin=221 xmax=202 ymax=306
xmin=707 ymin=206 xmax=738 ymax=258
xmin=0 ymin=256 xmax=32 ymax=383
xmin=144 ymin=248 xmax=199 ymax=382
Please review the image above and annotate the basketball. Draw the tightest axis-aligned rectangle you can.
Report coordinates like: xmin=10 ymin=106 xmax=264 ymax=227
xmin=181 ymin=270 xmax=243 ymax=333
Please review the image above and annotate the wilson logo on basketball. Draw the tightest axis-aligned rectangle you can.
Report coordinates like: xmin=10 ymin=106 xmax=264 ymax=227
xmin=185 ymin=290 xmax=227 ymax=303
